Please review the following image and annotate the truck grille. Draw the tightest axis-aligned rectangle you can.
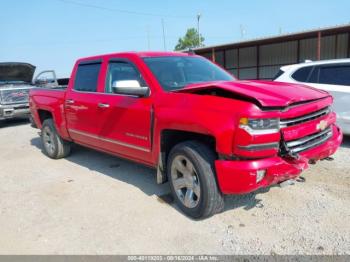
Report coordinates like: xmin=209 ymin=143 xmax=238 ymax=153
xmin=286 ymin=127 xmax=333 ymax=154
xmin=280 ymin=107 xmax=330 ymax=128
xmin=0 ymin=88 xmax=30 ymax=104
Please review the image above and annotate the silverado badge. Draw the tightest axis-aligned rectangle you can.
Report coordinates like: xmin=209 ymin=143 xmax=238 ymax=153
xmin=317 ymin=120 xmax=328 ymax=131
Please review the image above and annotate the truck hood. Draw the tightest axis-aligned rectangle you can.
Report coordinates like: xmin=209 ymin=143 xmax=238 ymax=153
xmin=173 ymin=80 xmax=330 ymax=108
xmin=0 ymin=62 xmax=36 ymax=83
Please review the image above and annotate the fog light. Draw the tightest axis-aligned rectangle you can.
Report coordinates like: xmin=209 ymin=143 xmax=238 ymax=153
xmin=256 ymin=170 xmax=266 ymax=183
xmin=4 ymin=109 xmax=14 ymax=116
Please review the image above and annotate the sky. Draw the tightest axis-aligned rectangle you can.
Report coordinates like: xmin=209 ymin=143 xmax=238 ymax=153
xmin=1 ymin=0 xmax=350 ymax=77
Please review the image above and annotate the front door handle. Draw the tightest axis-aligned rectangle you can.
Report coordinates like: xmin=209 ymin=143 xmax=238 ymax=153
xmin=98 ymin=103 xmax=110 ymax=108
xmin=66 ymin=99 xmax=75 ymax=104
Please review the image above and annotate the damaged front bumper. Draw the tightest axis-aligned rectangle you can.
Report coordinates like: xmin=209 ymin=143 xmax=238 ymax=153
xmin=215 ymin=124 xmax=343 ymax=194
xmin=0 ymin=103 xmax=30 ymax=120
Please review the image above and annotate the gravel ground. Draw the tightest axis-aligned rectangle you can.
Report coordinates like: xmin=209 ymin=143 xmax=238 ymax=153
xmin=0 ymin=120 xmax=349 ymax=255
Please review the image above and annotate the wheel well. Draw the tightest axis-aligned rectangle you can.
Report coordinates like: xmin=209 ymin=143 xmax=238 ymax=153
xmin=160 ymin=129 xmax=216 ymax=173
xmin=37 ymin=110 xmax=53 ymax=125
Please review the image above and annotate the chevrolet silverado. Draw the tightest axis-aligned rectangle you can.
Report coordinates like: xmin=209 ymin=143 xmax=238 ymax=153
xmin=29 ymin=52 xmax=342 ymax=218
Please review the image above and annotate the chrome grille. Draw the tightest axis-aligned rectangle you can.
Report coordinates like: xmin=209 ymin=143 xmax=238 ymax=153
xmin=286 ymin=127 xmax=333 ymax=154
xmin=0 ymin=88 xmax=30 ymax=104
xmin=280 ymin=107 xmax=330 ymax=128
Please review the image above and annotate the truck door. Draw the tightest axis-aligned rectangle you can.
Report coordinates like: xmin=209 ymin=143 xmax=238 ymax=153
xmin=65 ymin=60 xmax=104 ymax=148
xmin=96 ymin=59 xmax=153 ymax=163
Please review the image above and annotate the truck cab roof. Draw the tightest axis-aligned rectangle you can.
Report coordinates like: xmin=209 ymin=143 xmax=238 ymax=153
xmin=76 ymin=51 xmax=195 ymax=63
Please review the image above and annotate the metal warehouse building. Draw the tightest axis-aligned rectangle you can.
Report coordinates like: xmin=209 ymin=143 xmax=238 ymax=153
xmin=194 ymin=24 xmax=350 ymax=80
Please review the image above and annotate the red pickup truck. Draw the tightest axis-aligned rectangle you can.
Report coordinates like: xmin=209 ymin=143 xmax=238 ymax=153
xmin=30 ymin=51 xmax=342 ymax=218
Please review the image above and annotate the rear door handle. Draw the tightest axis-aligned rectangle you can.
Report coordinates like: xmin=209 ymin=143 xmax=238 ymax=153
xmin=66 ymin=99 xmax=75 ymax=104
xmin=98 ymin=103 xmax=110 ymax=108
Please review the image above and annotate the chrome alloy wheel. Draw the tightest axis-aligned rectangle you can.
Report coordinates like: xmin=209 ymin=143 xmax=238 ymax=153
xmin=43 ymin=126 xmax=55 ymax=155
xmin=171 ymin=155 xmax=201 ymax=208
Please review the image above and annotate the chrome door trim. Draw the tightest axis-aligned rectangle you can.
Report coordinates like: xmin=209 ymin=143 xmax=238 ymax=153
xmin=68 ymin=128 xmax=151 ymax=153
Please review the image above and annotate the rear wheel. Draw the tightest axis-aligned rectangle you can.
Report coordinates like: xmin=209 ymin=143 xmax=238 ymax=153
xmin=167 ymin=141 xmax=224 ymax=219
xmin=41 ymin=119 xmax=71 ymax=159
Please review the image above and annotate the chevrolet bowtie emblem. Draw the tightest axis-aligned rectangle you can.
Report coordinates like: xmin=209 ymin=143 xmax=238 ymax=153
xmin=317 ymin=120 xmax=328 ymax=131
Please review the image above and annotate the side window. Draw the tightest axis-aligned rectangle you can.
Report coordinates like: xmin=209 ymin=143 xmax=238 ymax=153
xmin=307 ymin=66 xmax=319 ymax=83
xmin=319 ymin=65 xmax=350 ymax=86
xmin=74 ymin=62 xmax=101 ymax=92
xmin=105 ymin=61 xmax=144 ymax=93
xmin=291 ymin=66 xmax=312 ymax=82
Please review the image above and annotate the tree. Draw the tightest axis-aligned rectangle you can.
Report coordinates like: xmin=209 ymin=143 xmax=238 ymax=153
xmin=174 ymin=28 xmax=205 ymax=51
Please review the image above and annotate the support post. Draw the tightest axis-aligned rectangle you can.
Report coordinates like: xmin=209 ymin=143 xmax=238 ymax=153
xmin=317 ymin=31 xmax=322 ymax=60
xmin=348 ymin=33 xmax=350 ymax=58
xmin=256 ymin=45 xmax=260 ymax=80
xmin=297 ymin=39 xmax=300 ymax=63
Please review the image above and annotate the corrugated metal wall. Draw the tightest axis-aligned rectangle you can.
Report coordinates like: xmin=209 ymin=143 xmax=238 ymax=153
xmin=197 ymin=31 xmax=350 ymax=80
xmin=299 ymin=37 xmax=318 ymax=61
xmin=259 ymin=41 xmax=298 ymax=79
xmin=260 ymin=41 xmax=298 ymax=65
xmin=337 ymin=33 xmax=349 ymax=58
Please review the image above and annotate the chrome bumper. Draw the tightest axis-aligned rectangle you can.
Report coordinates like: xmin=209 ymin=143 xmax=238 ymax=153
xmin=0 ymin=103 xmax=30 ymax=120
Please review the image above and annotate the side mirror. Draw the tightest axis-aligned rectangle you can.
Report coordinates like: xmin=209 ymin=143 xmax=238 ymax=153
xmin=112 ymin=80 xmax=149 ymax=97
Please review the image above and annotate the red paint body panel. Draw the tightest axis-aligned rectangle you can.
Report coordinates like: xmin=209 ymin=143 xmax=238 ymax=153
xmin=216 ymin=125 xmax=342 ymax=194
xmin=29 ymin=51 xmax=342 ymax=195
xmin=176 ymin=80 xmax=329 ymax=107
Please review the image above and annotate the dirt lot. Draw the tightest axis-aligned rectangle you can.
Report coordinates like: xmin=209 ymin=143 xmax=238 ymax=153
xmin=0 ymin=120 xmax=349 ymax=255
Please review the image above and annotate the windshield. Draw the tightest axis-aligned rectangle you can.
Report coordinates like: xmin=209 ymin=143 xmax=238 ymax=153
xmin=143 ymin=56 xmax=235 ymax=91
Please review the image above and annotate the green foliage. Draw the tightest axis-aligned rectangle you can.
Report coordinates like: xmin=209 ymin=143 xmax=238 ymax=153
xmin=174 ymin=28 xmax=205 ymax=51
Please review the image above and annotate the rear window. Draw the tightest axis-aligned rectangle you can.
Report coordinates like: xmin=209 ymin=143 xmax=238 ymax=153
xmin=74 ymin=62 xmax=101 ymax=92
xmin=291 ymin=66 xmax=313 ymax=82
xmin=319 ymin=65 xmax=350 ymax=86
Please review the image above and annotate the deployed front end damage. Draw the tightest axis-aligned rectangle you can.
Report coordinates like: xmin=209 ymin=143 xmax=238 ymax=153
xmin=175 ymin=81 xmax=342 ymax=194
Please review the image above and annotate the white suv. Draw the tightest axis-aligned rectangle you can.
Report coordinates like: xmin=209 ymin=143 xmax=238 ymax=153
xmin=274 ymin=59 xmax=350 ymax=135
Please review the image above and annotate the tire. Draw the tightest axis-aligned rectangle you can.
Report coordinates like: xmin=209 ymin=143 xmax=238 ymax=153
xmin=167 ymin=141 xmax=224 ymax=219
xmin=41 ymin=119 xmax=71 ymax=159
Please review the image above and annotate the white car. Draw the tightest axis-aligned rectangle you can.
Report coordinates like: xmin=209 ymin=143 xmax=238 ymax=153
xmin=274 ymin=59 xmax=350 ymax=135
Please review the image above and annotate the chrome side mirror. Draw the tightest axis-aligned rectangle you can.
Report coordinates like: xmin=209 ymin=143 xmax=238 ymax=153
xmin=112 ymin=80 xmax=149 ymax=97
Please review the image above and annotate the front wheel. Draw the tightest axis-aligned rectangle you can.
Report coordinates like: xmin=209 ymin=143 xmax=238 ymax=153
xmin=167 ymin=141 xmax=224 ymax=219
xmin=41 ymin=119 xmax=71 ymax=159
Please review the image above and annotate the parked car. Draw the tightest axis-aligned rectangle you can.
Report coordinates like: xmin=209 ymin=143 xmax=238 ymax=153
xmin=29 ymin=52 xmax=342 ymax=218
xmin=0 ymin=63 xmax=68 ymax=123
xmin=274 ymin=59 xmax=350 ymax=135
xmin=0 ymin=62 xmax=36 ymax=121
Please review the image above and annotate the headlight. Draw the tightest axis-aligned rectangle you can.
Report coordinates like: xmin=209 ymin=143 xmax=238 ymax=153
xmin=239 ymin=117 xmax=280 ymax=134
